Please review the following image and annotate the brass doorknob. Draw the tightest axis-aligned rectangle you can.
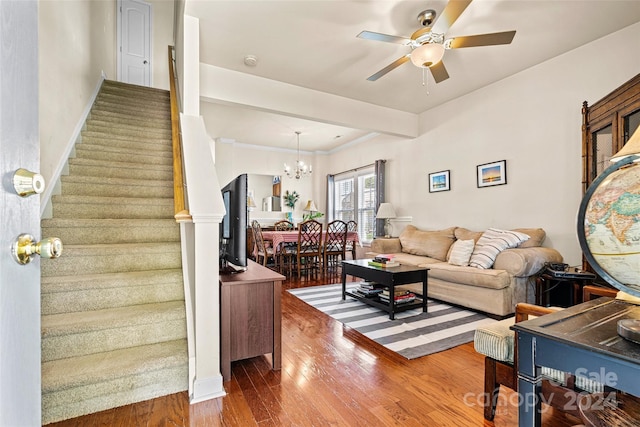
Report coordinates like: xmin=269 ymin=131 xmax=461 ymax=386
xmin=11 ymin=234 xmax=63 ymax=265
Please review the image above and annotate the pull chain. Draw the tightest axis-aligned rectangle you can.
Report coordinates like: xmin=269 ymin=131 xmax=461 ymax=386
xmin=422 ymin=67 xmax=430 ymax=95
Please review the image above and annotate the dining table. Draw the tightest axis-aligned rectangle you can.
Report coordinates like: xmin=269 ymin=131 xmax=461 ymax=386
xmin=261 ymin=230 xmax=360 ymax=254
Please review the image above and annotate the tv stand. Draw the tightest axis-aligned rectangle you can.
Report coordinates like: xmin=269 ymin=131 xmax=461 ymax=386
xmin=219 ymin=260 xmax=285 ymax=381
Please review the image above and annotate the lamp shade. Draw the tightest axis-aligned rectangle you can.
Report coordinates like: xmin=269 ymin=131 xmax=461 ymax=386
xmin=410 ymin=43 xmax=445 ymax=68
xmin=376 ymin=203 xmax=397 ymax=219
xmin=611 ymin=126 xmax=640 ymax=163
xmin=303 ymin=200 xmax=318 ymax=212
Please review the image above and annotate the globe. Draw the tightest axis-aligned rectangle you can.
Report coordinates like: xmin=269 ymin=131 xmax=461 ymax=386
xmin=577 ymin=154 xmax=640 ymax=297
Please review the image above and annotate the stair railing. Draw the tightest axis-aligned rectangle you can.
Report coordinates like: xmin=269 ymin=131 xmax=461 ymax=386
xmin=168 ymin=45 xmax=190 ymax=221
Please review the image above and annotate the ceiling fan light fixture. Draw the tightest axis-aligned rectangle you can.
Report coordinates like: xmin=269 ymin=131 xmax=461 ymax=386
xmin=410 ymin=43 xmax=445 ymax=68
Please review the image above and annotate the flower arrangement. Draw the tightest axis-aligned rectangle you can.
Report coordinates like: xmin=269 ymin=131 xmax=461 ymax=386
xmin=284 ymin=190 xmax=299 ymax=209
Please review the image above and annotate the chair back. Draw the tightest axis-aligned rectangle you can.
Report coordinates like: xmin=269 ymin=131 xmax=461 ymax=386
xmin=325 ymin=220 xmax=348 ymax=253
xmin=252 ymin=220 xmax=267 ymax=254
xmin=297 ymin=220 xmax=322 ymax=254
xmin=274 ymin=220 xmax=294 ymax=231
xmin=347 ymin=220 xmax=357 ymax=233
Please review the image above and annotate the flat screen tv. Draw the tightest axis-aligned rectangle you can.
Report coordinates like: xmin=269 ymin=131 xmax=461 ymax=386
xmin=220 ymin=173 xmax=248 ymax=273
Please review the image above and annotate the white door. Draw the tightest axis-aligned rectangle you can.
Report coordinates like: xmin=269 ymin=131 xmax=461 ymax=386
xmin=0 ymin=1 xmax=42 ymax=425
xmin=118 ymin=0 xmax=151 ymax=86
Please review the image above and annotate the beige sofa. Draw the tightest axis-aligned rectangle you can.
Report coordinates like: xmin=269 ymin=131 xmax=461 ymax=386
xmin=369 ymin=225 xmax=563 ymax=317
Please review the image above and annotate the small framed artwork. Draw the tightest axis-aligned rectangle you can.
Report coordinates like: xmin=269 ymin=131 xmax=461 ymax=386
xmin=477 ymin=160 xmax=507 ymax=188
xmin=429 ymin=170 xmax=450 ymax=193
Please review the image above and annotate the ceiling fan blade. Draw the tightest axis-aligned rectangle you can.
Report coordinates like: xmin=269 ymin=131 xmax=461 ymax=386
xmin=357 ymin=30 xmax=411 ymax=45
xmin=431 ymin=0 xmax=473 ymax=34
xmin=367 ymin=55 xmax=410 ymax=81
xmin=430 ymin=61 xmax=450 ymax=83
xmin=447 ymin=30 xmax=516 ymax=49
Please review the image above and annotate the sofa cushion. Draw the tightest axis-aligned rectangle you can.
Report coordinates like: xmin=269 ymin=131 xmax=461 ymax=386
xmin=454 ymin=227 xmax=483 ymax=243
xmin=399 ymin=225 xmax=456 ymax=262
xmin=424 ymin=262 xmax=512 ymax=290
xmin=448 ymin=239 xmax=475 ymax=266
xmin=469 ymin=228 xmax=530 ymax=269
xmin=512 ymin=228 xmax=546 ymax=248
xmin=392 ymin=252 xmax=443 ymax=267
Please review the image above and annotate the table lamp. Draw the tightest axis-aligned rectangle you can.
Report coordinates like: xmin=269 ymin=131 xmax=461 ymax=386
xmin=376 ymin=203 xmax=396 ymax=238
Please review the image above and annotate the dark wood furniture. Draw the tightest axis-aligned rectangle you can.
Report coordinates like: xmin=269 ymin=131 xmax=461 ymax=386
xmin=246 ymin=224 xmax=275 ymax=260
xmin=534 ymin=269 xmax=596 ymax=307
xmin=483 ymin=285 xmax=618 ymax=421
xmin=581 ymin=73 xmax=640 ymax=275
xmin=579 ymin=392 xmax=640 ymax=427
xmin=513 ymin=294 xmax=640 ymax=427
xmin=341 ymin=259 xmax=428 ymax=320
xmin=345 ymin=220 xmax=358 ymax=260
xmin=219 ymin=260 xmax=284 ymax=381
xmin=296 ymin=220 xmax=323 ymax=278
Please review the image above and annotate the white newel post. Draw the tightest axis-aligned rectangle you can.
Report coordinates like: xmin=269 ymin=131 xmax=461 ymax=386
xmin=180 ymin=114 xmax=226 ymax=402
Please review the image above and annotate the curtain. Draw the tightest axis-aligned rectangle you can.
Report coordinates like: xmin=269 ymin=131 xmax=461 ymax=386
xmin=326 ymin=174 xmax=335 ymax=222
xmin=375 ymin=159 xmax=386 ymax=237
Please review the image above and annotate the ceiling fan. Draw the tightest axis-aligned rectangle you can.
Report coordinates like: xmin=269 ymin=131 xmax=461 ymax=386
xmin=357 ymin=0 xmax=516 ymax=83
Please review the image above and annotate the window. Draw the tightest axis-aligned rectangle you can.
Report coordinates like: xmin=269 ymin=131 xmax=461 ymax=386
xmin=331 ymin=166 xmax=376 ymax=244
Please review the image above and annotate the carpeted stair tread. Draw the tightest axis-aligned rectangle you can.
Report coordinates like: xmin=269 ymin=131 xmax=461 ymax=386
xmin=84 ymin=122 xmax=171 ymax=138
xmin=51 ymin=195 xmax=174 ymax=219
xmin=75 ymin=136 xmax=172 ymax=152
xmin=41 ymin=218 xmax=179 ymax=244
xmin=41 ymin=269 xmax=183 ymax=293
xmin=52 ymin=194 xmax=173 ymax=207
xmin=42 ymin=339 xmax=187 ymax=393
xmin=41 ymin=301 xmax=185 ymax=338
xmin=60 ymin=176 xmax=173 ymax=198
xmin=81 ymin=129 xmax=171 ymax=145
xmin=75 ymin=142 xmax=172 ymax=158
xmin=73 ymin=146 xmax=173 ymax=166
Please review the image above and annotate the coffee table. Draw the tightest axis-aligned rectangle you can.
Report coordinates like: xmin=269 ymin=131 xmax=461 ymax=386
xmin=341 ymin=259 xmax=429 ymax=320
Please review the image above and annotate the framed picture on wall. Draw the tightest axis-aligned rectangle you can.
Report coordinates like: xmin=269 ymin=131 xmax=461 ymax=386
xmin=477 ymin=160 xmax=507 ymax=188
xmin=429 ymin=170 xmax=450 ymax=192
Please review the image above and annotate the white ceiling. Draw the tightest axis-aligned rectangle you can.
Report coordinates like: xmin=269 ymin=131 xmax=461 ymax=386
xmin=185 ymin=0 xmax=640 ymax=152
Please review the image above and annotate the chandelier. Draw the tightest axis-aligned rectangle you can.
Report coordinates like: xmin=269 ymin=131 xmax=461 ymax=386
xmin=284 ymin=131 xmax=312 ymax=179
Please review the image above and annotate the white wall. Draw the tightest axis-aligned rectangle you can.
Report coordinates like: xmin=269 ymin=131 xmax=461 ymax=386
xmin=209 ymin=22 xmax=640 ymax=265
xmin=39 ymin=0 xmax=175 ymax=190
xmin=39 ymin=0 xmax=116 ymax=187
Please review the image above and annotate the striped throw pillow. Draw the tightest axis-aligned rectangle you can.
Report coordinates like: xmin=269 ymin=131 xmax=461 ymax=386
xmin=469 ymin=228 xmax=530 ymax=269
xmin=448 ymin=239 xmax=475 ymax=266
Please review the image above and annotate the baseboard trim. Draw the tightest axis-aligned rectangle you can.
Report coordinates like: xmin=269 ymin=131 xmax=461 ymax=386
xmin=40 ymin=73 xmax=106 ymax=218
xmin=190 ymin=375 xmax=226 ymax=404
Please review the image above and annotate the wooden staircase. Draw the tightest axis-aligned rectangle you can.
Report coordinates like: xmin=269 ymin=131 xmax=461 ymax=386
xmin=40 ymin=80 xmax=188 ymax=425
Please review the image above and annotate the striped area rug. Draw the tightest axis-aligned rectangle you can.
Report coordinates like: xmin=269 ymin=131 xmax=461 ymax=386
xmin=288 ymin=283 xmax=497 ymax=359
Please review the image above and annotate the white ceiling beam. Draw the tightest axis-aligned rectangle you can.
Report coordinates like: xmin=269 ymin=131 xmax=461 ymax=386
xmin=199 ymin=63 xmax=418 ymax=139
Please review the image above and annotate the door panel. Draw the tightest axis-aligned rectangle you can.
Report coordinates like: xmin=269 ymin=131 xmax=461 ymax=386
xmin=0 ymin=0 xmax=42 ymax=425
xmin=120 ymin=0 xmax=151 ymax=86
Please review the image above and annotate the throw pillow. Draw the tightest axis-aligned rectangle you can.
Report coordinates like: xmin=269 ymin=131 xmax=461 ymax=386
xmin=399 ymin=225 xmax=456 ymax=261
xmin=469 ymin=228 xmax=530 ymax=269
xmin=511 ymin=228 xmax=546 ymax=248
xmin=448 ymin=239 xmax=475 ymax=266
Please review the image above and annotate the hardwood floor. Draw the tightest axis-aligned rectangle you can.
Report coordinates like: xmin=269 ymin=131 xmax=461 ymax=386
xmin=46 ymin=267 xmax=581 ymax=427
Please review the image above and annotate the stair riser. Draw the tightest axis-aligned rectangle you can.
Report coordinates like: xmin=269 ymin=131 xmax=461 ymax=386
xmin=61 ymin=182 xmax=173 ymax=198
xmin=92 ymin=100 xmax=170 ymax=118
xmin=86 ymin=118 xmax=171 ymax=133
xmin=68 ymin=163 xmax=173 ymax=181
xmin=81 ymin=130 xmax=171 ymax=146
xmin=84 ymin=123 xmax=171 ymax=139
xmin=88 ymin=112 xmax=172 ymax=130
xmin=75 ymin=147 xmax=173 ymax=165
xmin=79 ymin=135 xmax=172 ymax=152
xmin=42 ymin=224 xmax=179 ymax=245
xmin=41 ymin=250 xmax=181 ymax=276
xmin=42 ymin=365 xmax=187 ymax=425
xmin=42 ymin=319 xmax=186 ymax=362
xmin=96 ymin=92 xmax=170 ymax=109
xmin=41 ymin=282 xmax=184 ymax=315
xmin=52 ymin=202 xmax=173 ymax=219
xmin=100 ymin=82 xmax=169 ymax=97
xmin=77 ymin=143 xmax=173 ymax=159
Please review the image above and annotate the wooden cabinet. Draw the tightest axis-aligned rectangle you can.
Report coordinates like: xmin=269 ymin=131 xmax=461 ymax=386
xmin=219 ymin=260 xmax=284 ymax=381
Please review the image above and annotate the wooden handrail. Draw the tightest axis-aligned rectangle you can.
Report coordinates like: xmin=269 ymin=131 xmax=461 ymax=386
xmin=168 ymin=45 xmax=190 ymax=222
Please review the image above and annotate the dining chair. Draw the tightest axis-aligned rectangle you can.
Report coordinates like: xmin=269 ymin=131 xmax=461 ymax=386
xmin=323 ymin=220 xmax=348 ymax=271
xmin=274 ymin=220 xmax=294 ymax=231
xmin=251 ymin=220 xmax=277 ymax=269
xmin=345 ymin=220 xmax=358 ymax=260
xmin=296 ymin=219 xmax=323 ymax=278
xmin=474 ymin=285 xmax=619 ymax=421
